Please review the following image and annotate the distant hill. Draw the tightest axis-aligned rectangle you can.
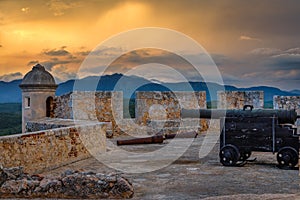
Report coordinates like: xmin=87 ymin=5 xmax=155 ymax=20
xmin=229 ymin=86 xmax=296 ymax=102
xmin=289 ymin=89 xmax=300 ymax=95
xmin=0 ymin=79 xmax=22 ymax=103
xmin=0 ymin=73 xmax=298 ymax=103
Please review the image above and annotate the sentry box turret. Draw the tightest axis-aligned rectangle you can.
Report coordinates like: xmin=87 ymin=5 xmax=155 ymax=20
xmin=182 ymin=105 xmax=299 ymax=169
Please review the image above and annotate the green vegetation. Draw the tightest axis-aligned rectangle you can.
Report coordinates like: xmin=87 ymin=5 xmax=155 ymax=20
xmin=207 ymin=101 xmax=218 ymax=109
xmin=0 ymin=103 xmax=21 ymax=112
xmin=123 ymin=99 xmax=135 ymax=118
xmin=0 ymin=103 xmax=22 ymax=136
xmin=264 ymin=101 xmax=273 ymax=109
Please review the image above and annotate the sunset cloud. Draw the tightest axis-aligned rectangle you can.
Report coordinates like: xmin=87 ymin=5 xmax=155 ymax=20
xmin=0 ymin=0 xmax=299 ymax=90
xmin=0 ymin=72 xmax=23 ymax=82
xmin=47 ymin=0 xmax=82 ymax=16
xmin=239 ymin=35 xmax=261 ymax=42
xmin=51 ymin=65 xmax=77 ymax=82
xmin=21 ymin=7 xmax=30 ymax=13
xmin=249 ymin=48 xmax=281 ymax=56
xmin=27 ymin=60 xmax=39 ymax=66
xmin=43 ymin=46 xmax=71 ymax=57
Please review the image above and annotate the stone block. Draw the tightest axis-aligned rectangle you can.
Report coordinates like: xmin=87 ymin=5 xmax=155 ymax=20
xmin=0 ymin=123 xmax=106 ymax=174
xmin=217 ymin=91 xmax=264 ymax=109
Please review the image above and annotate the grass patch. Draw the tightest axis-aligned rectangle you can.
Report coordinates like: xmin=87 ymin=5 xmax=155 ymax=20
xmin=0 ymin=103 xmax=22 ymax=136
xmin=123 ymin=98 xmax=135 ymax=118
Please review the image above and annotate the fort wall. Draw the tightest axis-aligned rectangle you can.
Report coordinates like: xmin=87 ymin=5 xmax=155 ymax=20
xmin=50 ymin=91 xmax=266 ymax=136
xmin=217 ymin=91 xmax=264 ymax=109
xmin=52 ymin=91 xmax=208 ymax=135
xmin=0 ymin=122 xmax=106 ymax=173
xmin=273 ymin=96 xmax=300 ymax=126
xmin=135 ymin=91 xmax=208 ymax=134
xmin=136 ymin=91 xmax=206 ymax=123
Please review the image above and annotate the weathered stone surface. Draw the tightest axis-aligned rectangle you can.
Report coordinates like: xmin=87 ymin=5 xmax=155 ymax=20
xmin=26 ymin=119 xmax=69 ymax=132
xmin=135 ymin=91 xmax=207 ymax=132
xmin=273 ymin=95 xmax=300 ymax=126
xmin=0 ymin=167 xmax=8 ymax=186
xmin=53 ymin=91 xmax=207 ymax=136
xmin=54 ymin=91 xmax=123 ymax=136
xmin=0 ymin=123 xmax=106 ymax=174
xmin=0 ymin=167 xmax=134 ymax=199
xmin=217 ymin=91 xmax=264 ymax=109
xmin=45 ymin=135 xmax=299 ymax=199
xmin=54 ymin=92 xmax=73 ymax=119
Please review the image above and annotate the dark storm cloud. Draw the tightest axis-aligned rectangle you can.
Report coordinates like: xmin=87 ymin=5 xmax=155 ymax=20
xmin=80 ymin=47 xmax=207 ymax=82
xmin=210 ymin=54 xmax=233 ymax=67
xmin=0 ymin=72 xmax=23 ymax=82
xmin=210 ymin=0 xmax=300 ymax=38
xmin=250 ymin=47 xmax=300 ymax=71
xmin=214 ymin=46 xmax=300 ymax=89
xmin=108 ymin=48 xmax=198 ymax=73
xmin=0 ymin=44 xmax=2 ymax=47
xmin=271 ymin=59 xmax=300 ymax=70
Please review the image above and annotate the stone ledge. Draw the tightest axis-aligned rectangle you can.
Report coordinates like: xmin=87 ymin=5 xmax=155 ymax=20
xmin=0 ymin=122 xmax=107 ymax=174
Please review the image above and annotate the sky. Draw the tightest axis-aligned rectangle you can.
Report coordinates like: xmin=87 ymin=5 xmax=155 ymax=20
xmin=0 ymin=0 xmax=299 ymax=91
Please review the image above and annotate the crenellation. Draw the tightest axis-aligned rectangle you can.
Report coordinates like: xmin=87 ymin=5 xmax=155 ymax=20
xmin=217 ymin=91 xmax=264 ymax=109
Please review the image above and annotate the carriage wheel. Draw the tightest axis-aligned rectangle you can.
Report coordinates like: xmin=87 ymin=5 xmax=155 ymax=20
xmin=239 ymin=151 xmax=252 ymax=161
xmin=219 ymin=145 xmax=240 ymax=166
xmin=277 ymin=147 xmax=298 ymax=169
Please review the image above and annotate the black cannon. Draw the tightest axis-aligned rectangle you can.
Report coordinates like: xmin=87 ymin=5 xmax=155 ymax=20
xmin=182 ymin=105 xmax=300 ymax=169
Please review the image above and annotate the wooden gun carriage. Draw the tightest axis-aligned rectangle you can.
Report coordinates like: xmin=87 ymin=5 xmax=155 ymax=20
xmin=182 ymin=105 xmax=300 ymax=169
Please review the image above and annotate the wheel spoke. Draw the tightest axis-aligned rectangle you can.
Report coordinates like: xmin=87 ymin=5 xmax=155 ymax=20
xmin=219 ymin=145 xmax=240 ymax=166
xmin=277 ymin=147 xmax=298 ymax=169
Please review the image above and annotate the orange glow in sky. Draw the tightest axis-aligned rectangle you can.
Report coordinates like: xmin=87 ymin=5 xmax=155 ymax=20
xmin=0 ymin=0 xmax=299 ymax=90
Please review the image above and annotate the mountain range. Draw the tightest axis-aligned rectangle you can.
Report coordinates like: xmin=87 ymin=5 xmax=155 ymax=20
xmin=0 ymin=73 xmax=298 ymax=103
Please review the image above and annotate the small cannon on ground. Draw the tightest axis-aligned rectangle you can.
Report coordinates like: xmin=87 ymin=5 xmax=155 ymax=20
xmin=182 ymin=105 xmax=300 ymax=169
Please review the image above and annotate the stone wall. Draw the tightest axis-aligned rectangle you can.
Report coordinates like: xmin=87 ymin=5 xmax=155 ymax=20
xmin=26 ymin=118 xmax=74 ymax=132
xmin=0 ymin=123 xmax=106 ymax=174
xmin=54 ymin=92 xmax=73 ymax=119
xmin=53 ymin=91 xmax=208 ymax=135
xmin=273 ymin=96 xmax=300 ymax=126
xmin=54 ymin=91 xmax=122 ymax=135
xmin=135 ymin=91 xmax=207 ymax=133
xmin=217 ymin=91 xmax=264 ymax=109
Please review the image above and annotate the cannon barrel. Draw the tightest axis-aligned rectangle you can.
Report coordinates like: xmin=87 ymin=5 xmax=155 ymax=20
xmin=181 ymin=108 xmax=299 ymax=124
xmin=117 ymin=135 xmax=164 ymax=145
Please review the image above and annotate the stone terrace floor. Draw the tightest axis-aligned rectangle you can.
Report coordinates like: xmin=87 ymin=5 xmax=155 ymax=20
xmin=43 ymin=134 xmax=299 ymax=199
